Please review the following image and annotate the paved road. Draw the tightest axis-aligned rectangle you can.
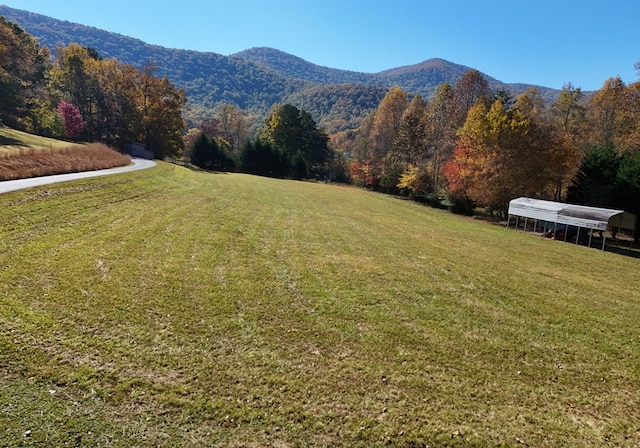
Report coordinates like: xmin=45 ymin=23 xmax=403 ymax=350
xmin=0 ymin=158 xmax=157 ymax=194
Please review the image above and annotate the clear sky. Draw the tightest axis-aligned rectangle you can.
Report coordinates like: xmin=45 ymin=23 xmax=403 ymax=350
xmin=3 ymin=0 xmax=639 ymax=91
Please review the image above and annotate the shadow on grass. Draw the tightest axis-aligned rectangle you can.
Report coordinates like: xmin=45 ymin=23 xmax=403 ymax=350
xmin=493 ymin=219 xmax=640 ymax=259
xmin=0 ymin=135 xmax=26 ymax=146
xmin=604 ymin=243 xmax=640 ymax=258
xmin=553 ymin=238 xmax=640 ymax=258
xmin=182 ymin=164 xmax=233 ymax=175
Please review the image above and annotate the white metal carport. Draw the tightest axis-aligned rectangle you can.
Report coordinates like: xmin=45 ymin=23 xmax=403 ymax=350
xmin=506 ymin=197 xmax=637 ymax=250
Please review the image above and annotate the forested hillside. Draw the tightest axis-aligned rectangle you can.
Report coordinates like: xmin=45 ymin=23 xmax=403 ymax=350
xmin=231 ymin=47 xmax=375 ymax=85
xmin=233 ymin=47 xmax=559 ymax=102
xmin=0 ymin=5 xmax=558 ymax=134
xmin=283 ymin=84 xmax=389 ymax=133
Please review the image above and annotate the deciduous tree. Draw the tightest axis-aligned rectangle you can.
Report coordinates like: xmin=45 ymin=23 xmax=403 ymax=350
xmin=587 ymin=77 xmax=627 ymax=149
xmin=551 ymin=82 xmax=586 ymax=140
xmin=57 ymin=101 xmax=83 ymax=139
xmin=452 ymin=69 xmax=490 ymax=126
xmin=51 ymin=44 xmax=100 ymax=139
xmin=423 ymin=82 xmax=457 ymax=192
xmin=512 ymin=87 xmax=562 ymax=198
xmin=140 ymin=73 xmax=187 ymax=159
xmin=396 ymin=94 xmax=427 ymax=165
xmin=547 ymin=83 xmax=586 ymax=198
xmin=615 ymin=81 xmax=640 ymax=153
xmin=444 ymin=98 xmax=549 ymax=216
xmin=91 ymin=58 xmax=140 ymax=146
xmin=218 ymin=103 xmax=248 ymax=150
xmin=363 ymin=86 xmax=408 ymax=190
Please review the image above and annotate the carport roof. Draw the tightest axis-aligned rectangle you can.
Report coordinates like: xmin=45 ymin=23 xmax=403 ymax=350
xmin=508 ymin=197 xmax=636 ymax=231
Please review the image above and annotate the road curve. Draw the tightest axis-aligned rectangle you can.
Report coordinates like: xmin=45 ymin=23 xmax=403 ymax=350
xmin=0 ymin=158 xmax=157 ymax=194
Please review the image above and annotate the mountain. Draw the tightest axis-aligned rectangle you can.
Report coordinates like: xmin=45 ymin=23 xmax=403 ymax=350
xmin=231 ymin=47 xmax=375 ymax=85
xmin=232 ymin=47 xmax=560 ymax=102
xmin=375 ymin=58 xmax=496 ymax=98
xmin=234 ymin=48 xmax=480 ymax=98
xmin=0 ymin=5 xmax=559 ymax=135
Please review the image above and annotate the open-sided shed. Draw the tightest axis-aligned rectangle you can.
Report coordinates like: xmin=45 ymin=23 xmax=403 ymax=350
xmin=507 ymin=197 xmax=637 ymax=250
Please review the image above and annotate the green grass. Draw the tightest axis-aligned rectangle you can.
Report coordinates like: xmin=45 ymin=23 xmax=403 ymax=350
xmin=1 ymin=163 xmax=639 ymax=447
xmin=0 ymin=127 xmax=82 ymax=152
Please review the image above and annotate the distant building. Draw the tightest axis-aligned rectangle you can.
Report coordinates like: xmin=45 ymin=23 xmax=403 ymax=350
xmin=507 ymin=197 xmax=637 ymax=250
xmin=123 ymin=142 xmax=154 ymax=160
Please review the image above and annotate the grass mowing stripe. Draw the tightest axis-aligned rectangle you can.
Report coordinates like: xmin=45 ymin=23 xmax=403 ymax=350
xmin=1 ymin=162 xmax=639 ymax=447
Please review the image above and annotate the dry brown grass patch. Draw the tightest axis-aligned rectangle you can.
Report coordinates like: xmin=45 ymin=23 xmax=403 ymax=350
xmin=0 ymin=143 xmax=131 ymax=180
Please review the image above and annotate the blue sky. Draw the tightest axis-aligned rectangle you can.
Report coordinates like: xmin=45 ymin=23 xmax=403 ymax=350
xmin=3 ymin=0 xmax=639 ymax=91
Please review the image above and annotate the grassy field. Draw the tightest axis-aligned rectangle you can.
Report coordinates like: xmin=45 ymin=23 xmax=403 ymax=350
xmin=1 ymin=163 xmax=639 ymax=447
xmin=0 ymin=127 xmax=82 ymax=152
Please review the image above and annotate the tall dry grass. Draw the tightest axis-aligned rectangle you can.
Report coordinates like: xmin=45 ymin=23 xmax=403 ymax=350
xmin=0 ymin=143 xmax=132 ymax=180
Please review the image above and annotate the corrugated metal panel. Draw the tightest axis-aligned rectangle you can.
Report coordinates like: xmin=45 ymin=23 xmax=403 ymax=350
xmin=508 ymin=206 xmax=557 ymax=222
xmin=508 ymin=198 xmax=563 ymax=222
xmin=562 ymin=205 xmax=623 ymax=221
xmin=556 ymin=214 xmax=608 ymax=230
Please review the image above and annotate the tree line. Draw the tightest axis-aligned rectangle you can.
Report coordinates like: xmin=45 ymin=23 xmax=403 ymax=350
xmin=187 ymin=103 xmax=335 ymax=180
xmin=345 ymin=69 xmax=640 ymax=233
xmin=0 ymin=17 xmax=185 ymax=159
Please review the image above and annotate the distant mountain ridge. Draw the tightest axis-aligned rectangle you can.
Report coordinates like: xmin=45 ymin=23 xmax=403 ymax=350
xmin=230 ymin=47 xmax=558 ymax=102
xmin=0 ymin=5 xmax=559 ymax=134
xmin=231 ymin=47 xmax=375 ymax=85
xmin=234 ymin=48 xmax=481 ymax=96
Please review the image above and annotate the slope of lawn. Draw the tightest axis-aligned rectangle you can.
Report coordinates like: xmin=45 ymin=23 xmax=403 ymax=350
xmin=1 ymin=162 xmax=639 ymax=447
xmin=0 ymin=127 xmax=82 ymax=152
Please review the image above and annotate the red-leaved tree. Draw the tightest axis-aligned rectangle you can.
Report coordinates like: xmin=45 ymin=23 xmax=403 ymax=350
xmin=57 ymin=101 xmax=84 ymax=139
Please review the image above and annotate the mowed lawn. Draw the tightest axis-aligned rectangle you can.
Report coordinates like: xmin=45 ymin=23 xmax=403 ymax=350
xmin=1 ymin=163 xmax=639 ymax=447
xmin=0 ymin=127 xmax=82 ymax=153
